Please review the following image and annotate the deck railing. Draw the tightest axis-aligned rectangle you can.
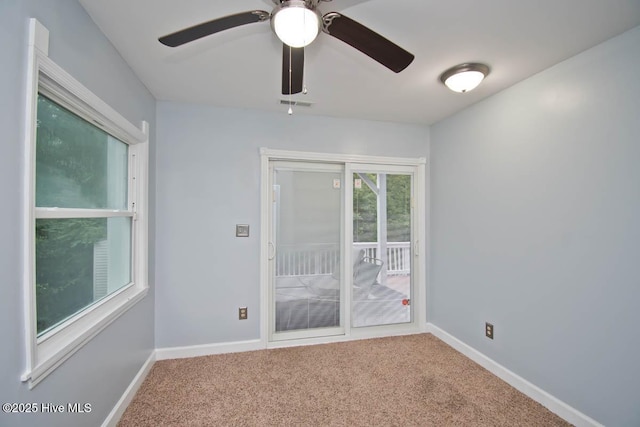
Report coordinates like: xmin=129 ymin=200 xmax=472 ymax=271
xmin=276 ymin=242 xmax=411 ymax=277
xmin=354 ymin=242 xmax=411 ymax=276
xmin=275 ymin=243 xmax=339 ymax=277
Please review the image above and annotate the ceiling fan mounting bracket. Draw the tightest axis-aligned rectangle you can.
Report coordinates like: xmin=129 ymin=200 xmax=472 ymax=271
xmin=252 ymin=10 xmax=270 ymax=21
xmin=322 ymin=12 xmax=339 ymax=33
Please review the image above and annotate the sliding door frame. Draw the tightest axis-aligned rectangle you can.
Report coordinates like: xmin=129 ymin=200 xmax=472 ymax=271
xmin=260 ymin=148 xmax=427 ymax=348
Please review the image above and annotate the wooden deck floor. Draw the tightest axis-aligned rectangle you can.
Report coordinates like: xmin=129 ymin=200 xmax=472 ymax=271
xmin=384 ymin=274 xmax=411 ymax=296
xmin=275 ymin=274 xmax=411 ymax=331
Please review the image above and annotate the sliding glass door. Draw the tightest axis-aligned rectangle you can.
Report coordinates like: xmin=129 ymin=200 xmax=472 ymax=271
xmin=267 ymin=156 xmax=420 ymax=342
xmin=270 ymin=162 xmax=344 ymax=340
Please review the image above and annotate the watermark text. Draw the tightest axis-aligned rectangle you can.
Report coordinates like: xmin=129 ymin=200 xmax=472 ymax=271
xmin=2 ymin=402 xmax=92 ymax=414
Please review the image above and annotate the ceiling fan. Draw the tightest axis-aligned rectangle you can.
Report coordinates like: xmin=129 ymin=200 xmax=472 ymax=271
xmin=158 ymin=0 xmax=415 ymax=95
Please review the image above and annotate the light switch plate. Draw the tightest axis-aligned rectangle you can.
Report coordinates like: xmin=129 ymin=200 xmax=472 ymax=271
xmin=236 ymin=224 xmax=249 ymax=237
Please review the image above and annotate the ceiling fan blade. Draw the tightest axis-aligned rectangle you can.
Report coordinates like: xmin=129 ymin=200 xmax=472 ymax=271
xmin=322 ymin=12 xmax=414 ymax=73
xmin=282 ymin=44 xmax=304 ymax=95
xmin=159 ymin=10 xmax=270 ymax=47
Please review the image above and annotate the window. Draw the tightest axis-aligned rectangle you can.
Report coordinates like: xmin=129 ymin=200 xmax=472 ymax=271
xmin=22 ymin=19 xmax=148 ymax=387
xmin=35 ymin=94 xmax=133 ymax=334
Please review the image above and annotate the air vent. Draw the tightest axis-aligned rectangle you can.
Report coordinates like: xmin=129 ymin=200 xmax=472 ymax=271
xmin=279 ymin=99 xmax=313 ymax=107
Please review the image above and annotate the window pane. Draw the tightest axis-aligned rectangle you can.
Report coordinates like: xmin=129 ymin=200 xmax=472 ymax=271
xmin=35 ymin=94 xmax=128 ymax=209
xmin=387 ymin=174 xmax=411 ymax=242
xmin=352 ymin=173 xmax=412 ymax=328
xmin=36 ymin=217 xmax=132 ymax=335
xmin=274 ymin=169 xmax=342 ymax=333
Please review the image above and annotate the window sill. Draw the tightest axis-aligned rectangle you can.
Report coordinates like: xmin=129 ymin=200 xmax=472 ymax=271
xmin=22 ymin=284 xmax=148 ymax=388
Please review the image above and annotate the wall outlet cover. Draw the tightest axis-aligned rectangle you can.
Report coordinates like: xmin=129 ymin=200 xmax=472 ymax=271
xmin=485 ymin=322 xmax=494 ymax=339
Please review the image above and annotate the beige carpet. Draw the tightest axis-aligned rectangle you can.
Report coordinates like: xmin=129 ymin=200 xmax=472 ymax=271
xmin=119 ymin=334 xmax=571 ymax=426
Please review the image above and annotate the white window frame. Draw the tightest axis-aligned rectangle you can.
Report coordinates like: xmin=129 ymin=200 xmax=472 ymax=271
xmin=21 ymin=19 xmax=149 ymax=388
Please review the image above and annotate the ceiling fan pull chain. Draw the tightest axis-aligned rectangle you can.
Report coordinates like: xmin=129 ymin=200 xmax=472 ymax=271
xmin=288 ymin=44 xmax=293 ymax=115
xmin=302 ymin=8 xmax=307 ymax=96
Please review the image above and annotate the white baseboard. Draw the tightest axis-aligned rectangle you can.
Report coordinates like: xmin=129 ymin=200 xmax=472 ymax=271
xmin=425 ymin=323 xmax=603 ymax=427
xmin=102 ymin=350 xmax=156 ymax=427
xmin=156 ymin=326 xmax=427 ymax=360
xmin=155 ymin=339 xmax=263 ymax=361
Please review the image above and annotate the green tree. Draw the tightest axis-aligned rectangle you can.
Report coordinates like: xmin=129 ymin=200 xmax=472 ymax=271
xmin=35 ymin=95 xmax=114 ymax=333
xmin=353 ymin=174 xmax=411 ymax=243
xmin=353 ymin=174 xmax=378 ymax=242
xmin=387 ymin=174 xmax=411 ymax=242
xmin=35 ymin=218 xmax=106 ymax=332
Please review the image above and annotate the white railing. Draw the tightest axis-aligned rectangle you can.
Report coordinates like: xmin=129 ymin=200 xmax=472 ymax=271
xmin=276 ymin=242 xmax=410 ymax=277
xmin=353 ymin=242 xmax=411 ymax=276
xmin=276 ymin=243 xmax=339 ymax=277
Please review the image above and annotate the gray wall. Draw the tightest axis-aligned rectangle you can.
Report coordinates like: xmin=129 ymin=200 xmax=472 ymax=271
xmin=430 ymin=26 xmax=640 ymax=426
xmin=155 ymin=103 xmax=430 ymax=347
xmin=3 ymin=1 xmax=635 ymax=425
xmin=0 ymin=1 xmax=155 ymax=426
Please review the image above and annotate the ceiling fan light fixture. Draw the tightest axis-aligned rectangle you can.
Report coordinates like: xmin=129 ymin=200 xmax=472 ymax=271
xmin=272 ymin=1 xmax=320 ymax=48
xmin=440 ymin=63 xmax=490 ymax=93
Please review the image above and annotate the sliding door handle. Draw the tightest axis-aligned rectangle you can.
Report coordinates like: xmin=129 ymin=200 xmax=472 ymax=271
xmin=268 ymin=241 xmax=276 ymax=260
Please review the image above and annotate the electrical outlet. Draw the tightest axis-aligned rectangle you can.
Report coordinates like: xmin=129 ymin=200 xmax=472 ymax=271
xmin=485 ymin=322 xmax=494 ymax=339
xmin=239 ymin=307 xmax=248 ymax=320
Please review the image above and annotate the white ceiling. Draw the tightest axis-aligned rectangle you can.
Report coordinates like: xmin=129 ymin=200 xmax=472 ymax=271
xmin=78 ymin=0 xmax=640 ymax=125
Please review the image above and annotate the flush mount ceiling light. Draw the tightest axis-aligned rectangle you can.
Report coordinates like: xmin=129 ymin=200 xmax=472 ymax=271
xmin=271 ymin=1 xmax=321 ymax=48
xmin=440 ymin=63 xmax=490 ymax=93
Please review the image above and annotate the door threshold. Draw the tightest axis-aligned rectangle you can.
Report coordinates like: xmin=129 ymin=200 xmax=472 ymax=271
xmin=267 ymin=324 xmax=424 ymax=349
